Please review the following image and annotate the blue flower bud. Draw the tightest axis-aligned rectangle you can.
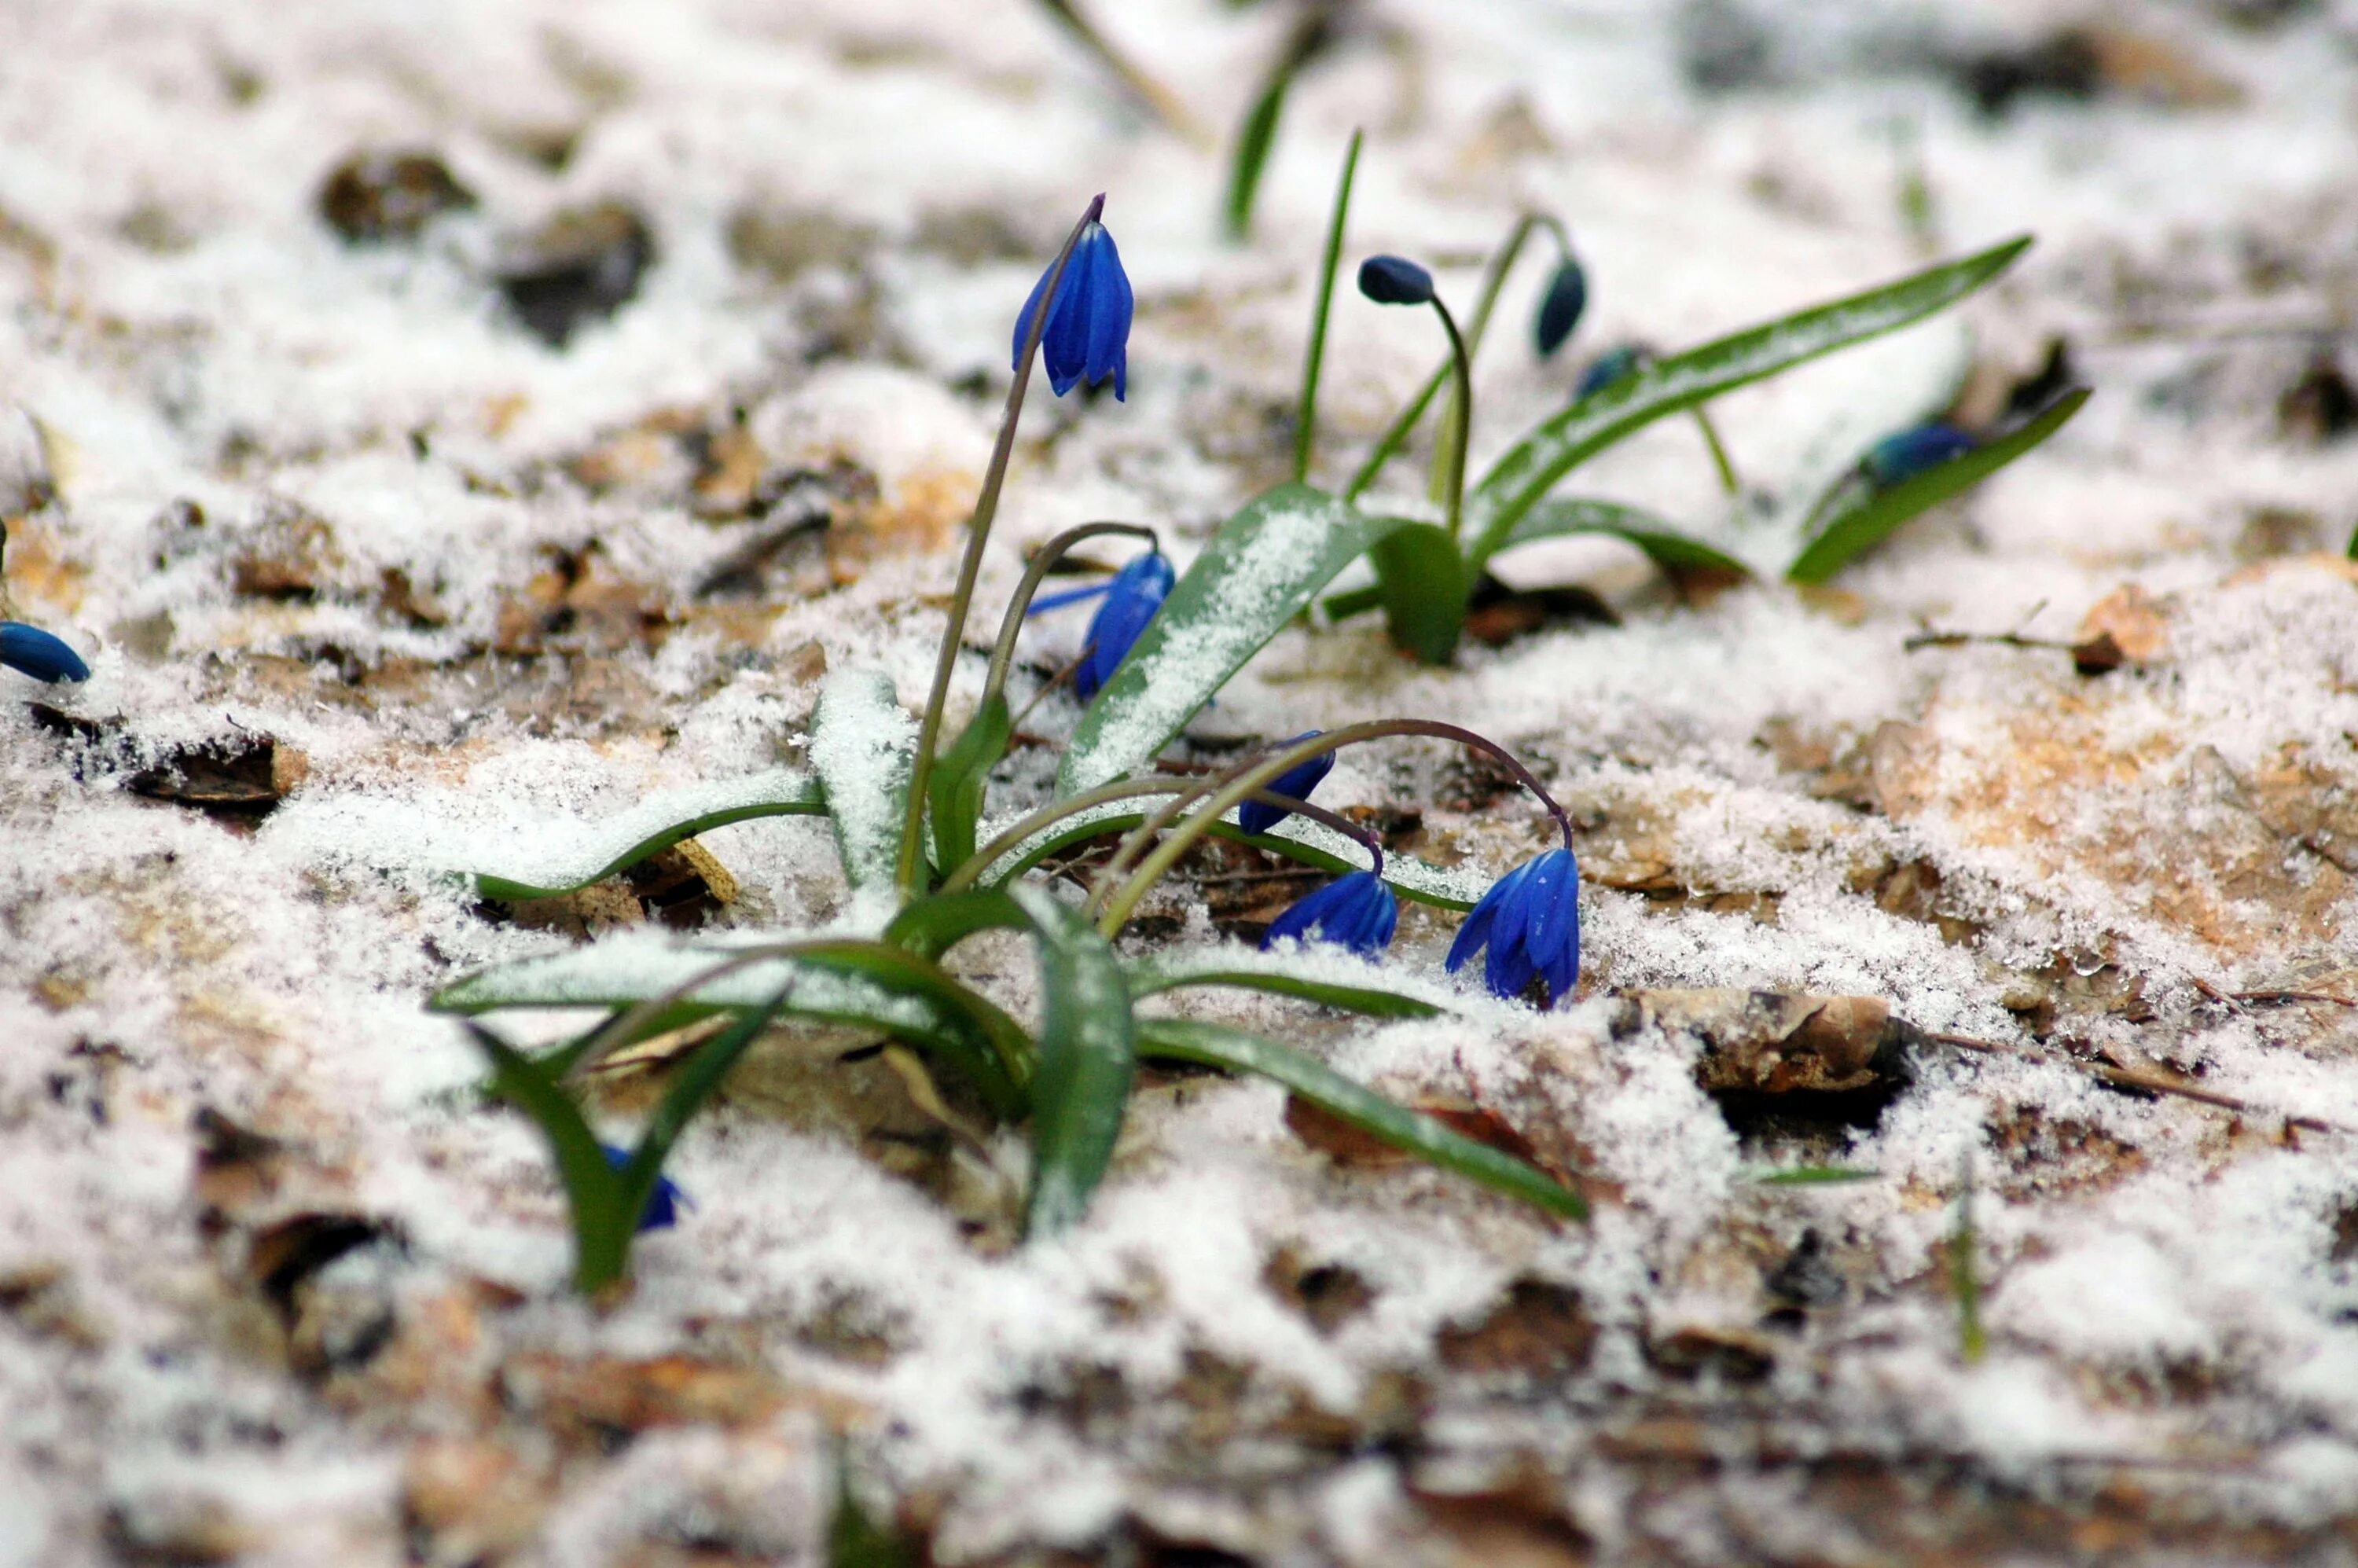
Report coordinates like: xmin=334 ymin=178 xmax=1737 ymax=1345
xmin=1075 ymin=550 xmax=1173 ymax=700
xmin=1237 ymin=733 xmax=1335 ymax=837
xmin=601 ymin=1143 xmax=689 ymax=1232
xmin=1533 ymin=257 xmax=1589 ymax=358
xmin=1014 ymin=209 xmax=1133 ymax=400
xmin=1575 ymin=344 xmax=1644 ymax=401
xmin=1261 ymin=870 xmax=1398 ymax=957
xmin=0 ymin=622 xmax=90 ymax=683
xmin=1862 ymin=423 xmax=1978 ymax=487
xmin=1446 ymin=846 xmax=1581 ymax=1005
xmin=1357 ymin=255 xmax=1435 ymax=307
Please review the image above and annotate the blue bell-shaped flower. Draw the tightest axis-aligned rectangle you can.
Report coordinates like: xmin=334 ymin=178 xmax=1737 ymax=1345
xmin=1013 ymin=204 xmax=1133 ymax=400
xmin=1261 ymin=870 xmax=1398 ymax=957
xmin=601 ymin=1144 xmax=689 ymax=1232
xmin=0 ymin=622 xmax=89 ymax=684
xmin=1862 ymin=423 xmax=1977 ymax=487
xmin=1238 ymin=733 xmax=1335 ymax=837
xmin=1073 ymin=549 xmax=1171 ymax=700
xmin=1357 ymin=255 xmax=1436 ymax=307
xmin=1533 ymin=256 xmax=1589 ymax=358
xmin=1446 ymin=846 xmax=1581 ymax=1005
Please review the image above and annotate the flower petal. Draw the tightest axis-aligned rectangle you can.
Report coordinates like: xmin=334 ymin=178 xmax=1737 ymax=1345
xmin=0 ymin=622 xmax=89 ymax=683
xmin=1080 ymin=225 xmax=1133 ymax=399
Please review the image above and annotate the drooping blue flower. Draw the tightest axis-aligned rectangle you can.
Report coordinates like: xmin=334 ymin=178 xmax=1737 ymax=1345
xmin=1261 ymin=870 xmax=1398 ymax=957
xmin=1533 ymin=256 xmax=1589 ymax=358
xmin=1575 ymin=343 xmax=1644 ymax=401
xmin=1862 ymin=423 xmax=1978 ymax=487
xmin=1357 ymin=255 xmax=1435 ymax=307
xmin=1446 ymin=846 xmax=1581 ymax=1005
xmin=601 ymin=1143 xmax=688 ymax=1232
xmin=0 ymin=622 xmax=89 ymax=684
xmin=1238 ymin=733 xmax=1335 ymax=837
xmin=1071 ymin=549 xmax=1172 ymax=700
xmin=1013 ymin=204 xmax=1133 ymax=400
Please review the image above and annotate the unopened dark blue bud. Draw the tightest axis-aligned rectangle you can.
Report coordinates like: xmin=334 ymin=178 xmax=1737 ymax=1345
xmin=602 ymin=1143 xmax=688 ymax=1232
xmin=1446 ymin=846 xmax=1581 ymax=1006
xmin=1575 ymin=344 xmax=1644 ymax=401
xmin=1533 ymin=257 xmax=1589 ymax=358
xmin=1075 ymin=550 xmax=1173 ymax=701
xmin=1357 ymin=255 xmax=1434 ymax=307
xmin=1238 ymin=734 xmax=1335 ymax=837
xmin=0 ymin=622 xmax=89 ymax=683
xmin=1014 ymin=207 xmax=1133 ymax=400
xmin=1862 ymin=423 xmax=1977 ymax=487
xmin=1262 ymin=870 xmax=1398 ymax=957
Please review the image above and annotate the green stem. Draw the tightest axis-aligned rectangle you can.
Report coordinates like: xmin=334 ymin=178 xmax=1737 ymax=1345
xmin=981 ymin=523 xmax=1158 ymax=714
xmin=1032 ymin=0 xmax=1213 ymax=147
xmin=898 ymin=196 xmax=1102 ymax=897
xmin=1693 ymin=406 xmax=1741 ymax=496
xmin=1295 ymin=129 xmax=1362 ymax=484
xmin=1095 ymin=719 xmax=1573 ymax=935
xmin=1345 ymin=210 xmax=1555 ymax=504
xmin=1429 ymin=296 xmax=1472 ymax=544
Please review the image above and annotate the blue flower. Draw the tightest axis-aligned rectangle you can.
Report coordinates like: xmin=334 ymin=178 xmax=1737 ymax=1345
xmin=1575 ymin=344 xmax=1644 ymax=401
xmin=1013 ymin=206 xmax=1133 ymax=400
xmin=1262 ymin=870 xmax=1398 ymax=957
xmin=1357 ymin=255 xmax=1435 ymax=307
xmin=601 ymin=1143 xmax=689 ymax=1232
xmin=1446 ymin=847 xmax=1581 ymax=1005
xmin=1863 ymin=423 xmax=1977 ymax=487
xmin=1238 ymin=733 xmax=1335 ymax=837
xmin=0 ymin=622 xmax=89 ymax=684
xmin=1037 ymin=549 xmax=1171 ymax=701
xmin=1533 ymin=257 xmax=1589 ymax=358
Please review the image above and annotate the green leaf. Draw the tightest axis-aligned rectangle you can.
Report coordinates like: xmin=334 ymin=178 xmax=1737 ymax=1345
xmin=1746 ymin=1164 xmax=1882 ymax=1186
xmin=1783 ymin=388 xmax=2089 ymax=584
xmin=446 ymin=772 xmax=821 ymax=901
xmin=433 ymin=934 xmax=1030 ymax=1118
xmin=1223 ymin=59 xmax=1288 ymax=241
xmin=927 ymin=694 xmax=1012 ymax=876
xmin=810 ymin=670 xmax=918 ymax=903
xmin=1126 ymin=947 xmax=1446 ymax=1018
xmin=1465 ymin=237 xmax=2032 ymax=572
xmin=615 ymin=986 xmax=796 ymax=1241
xmin=1504 ymin=497 xmax=1754 ymax=583
xmin=1294 ymin=129 xmax=1361 ymax=484
xmin=470 ymin=1025 xmax=634 ymax=1291
xmin=1057 ymin=486 xmax=1406 ymax=796
xmin=1367 ymin=520 xmax=1467 ymax=664
xmin=883 ymin=887 xmax=1030 ymax=962
xmin=1015 ymin=886 xmax=1137 ymax=1237
xmin=828 ymin=1455 xmax=916 ymax=1568
xmin=1133 ymin=1018 xmax=1585 ymax=1220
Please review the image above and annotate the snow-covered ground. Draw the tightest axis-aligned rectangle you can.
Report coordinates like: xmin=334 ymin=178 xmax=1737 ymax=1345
xmin=8 ymin=1 xmax=2358 ymax=1562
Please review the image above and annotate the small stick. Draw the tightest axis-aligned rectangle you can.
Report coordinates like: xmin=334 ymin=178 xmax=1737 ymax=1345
xmin=2233 ymin=990 xmax=2358 ymax=1010
xmin=1924 ymin=1030 xmax=2348 ymax=1135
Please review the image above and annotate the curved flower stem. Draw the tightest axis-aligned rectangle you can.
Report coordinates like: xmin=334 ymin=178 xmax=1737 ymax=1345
xmin=980 ymin=521 xmax=1158 ymax=713
xmin=1095 ymin=719 xmax=1572 ymax=936
xmin=1295 ymin=129 xmax=1362 ymax=485
xmin=1345 ymin=210 xmax=1559 ymax=505
xmin=1428 ymin=296 xmax=1473 ymax=545
xmin=1692 ymin=406 xmax=1742 ymax=497
xmin=898 ymin=195 xmax=1104 ymax=897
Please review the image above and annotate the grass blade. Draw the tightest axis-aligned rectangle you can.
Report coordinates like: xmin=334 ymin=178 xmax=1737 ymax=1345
xmin=1504 ymin=497 xmax=1754 ymax=582
xmin=1783 ymin=388 xmax=2089 ymax=584
xmin=1293 ymin=129 xmax=1362 ymax=482
xmin=927 ymin=693 xmax=1012 ymax=875
xmin=1015 ymin=886 xmax=1138 ymax=1236
xmin=455 ymin=772 xmax=822 ymax=902
xmin=1467 ymin=237 xmax=2033 ymax=573
xmin=1126 ymin=949 xmax=1445 ymax=1018
xmin=1056 ymin=485 xmax=1405 ymax=795
xmin=1746 ymin=1164 xmax=1882 ymax=1186
xmin=1135 ymin=1017 xmax=1585 ymax=1219
xmin=1227 ymin=13 xmax=1335 ymax=241
xmin=615 ymin=986 xmax=796 ymax=1238
xmin=468 ymin=1025 xmax=632 ymax=1292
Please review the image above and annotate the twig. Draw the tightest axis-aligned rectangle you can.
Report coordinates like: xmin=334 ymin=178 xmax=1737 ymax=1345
xmin=2233 ymin=990 xmax=2358 ymax=1010
xmin=1923 ymin=1031 xmax=2348 ymax=1134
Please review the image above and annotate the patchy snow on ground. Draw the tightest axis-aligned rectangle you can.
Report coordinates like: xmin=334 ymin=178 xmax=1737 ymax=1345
xmin=8 ymin=0 xmax=2358 ymax=1563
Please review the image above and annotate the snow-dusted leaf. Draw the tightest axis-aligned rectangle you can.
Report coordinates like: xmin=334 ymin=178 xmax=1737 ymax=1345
xmin=927 ymin=692 xmax=1012 ymax=877
xmin=1126 ymin=946 xmax=1448 ymax=1018
xmin=1016 ymin=885 xmax=1137 ymax=1238
xmin=1501 ymin=498 xmax=1752 ymax=583
xmin=1057 ymin=485 xmax=1405 ymax=795
xmin=810 ymin=669 xmax=917 ymax=905
xmin=1134 ymin=1018 xmax=1585 ymax=1220
xmin=1465 ymin=237 xmax=2032 ymax=573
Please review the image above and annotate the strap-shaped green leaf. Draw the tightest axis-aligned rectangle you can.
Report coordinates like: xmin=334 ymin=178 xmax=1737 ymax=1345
xmin=1504 ymin=497 xmax=1754 ymax=582
xmin=471 ymin=1026 xmax=634 ymax=1291
xmin=1057 ymin=485 xmax=1405 ymax=795
xmin=1015 ymin=885 xmax=1137 ymax=1236
xmin=1367 ymin=520 xmax=1467 ymax=663
xmin=1465 ymin=237 xmax=2031 ymax=573
xmin=927 ymin=693 xmax=1012 ymax=876
xmin=1134 ymin=1017 xmax=1586 ymax=1220
xmin=883 ymin=887 xmax=1029 ymax=961
xmin=1126 ymin=948 xmax=1446 ymax=1018
xmin=810 ymin=670 xmax=917 ymax=905
xmin=1783 ymin=388 xmax=2089 ymax=584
